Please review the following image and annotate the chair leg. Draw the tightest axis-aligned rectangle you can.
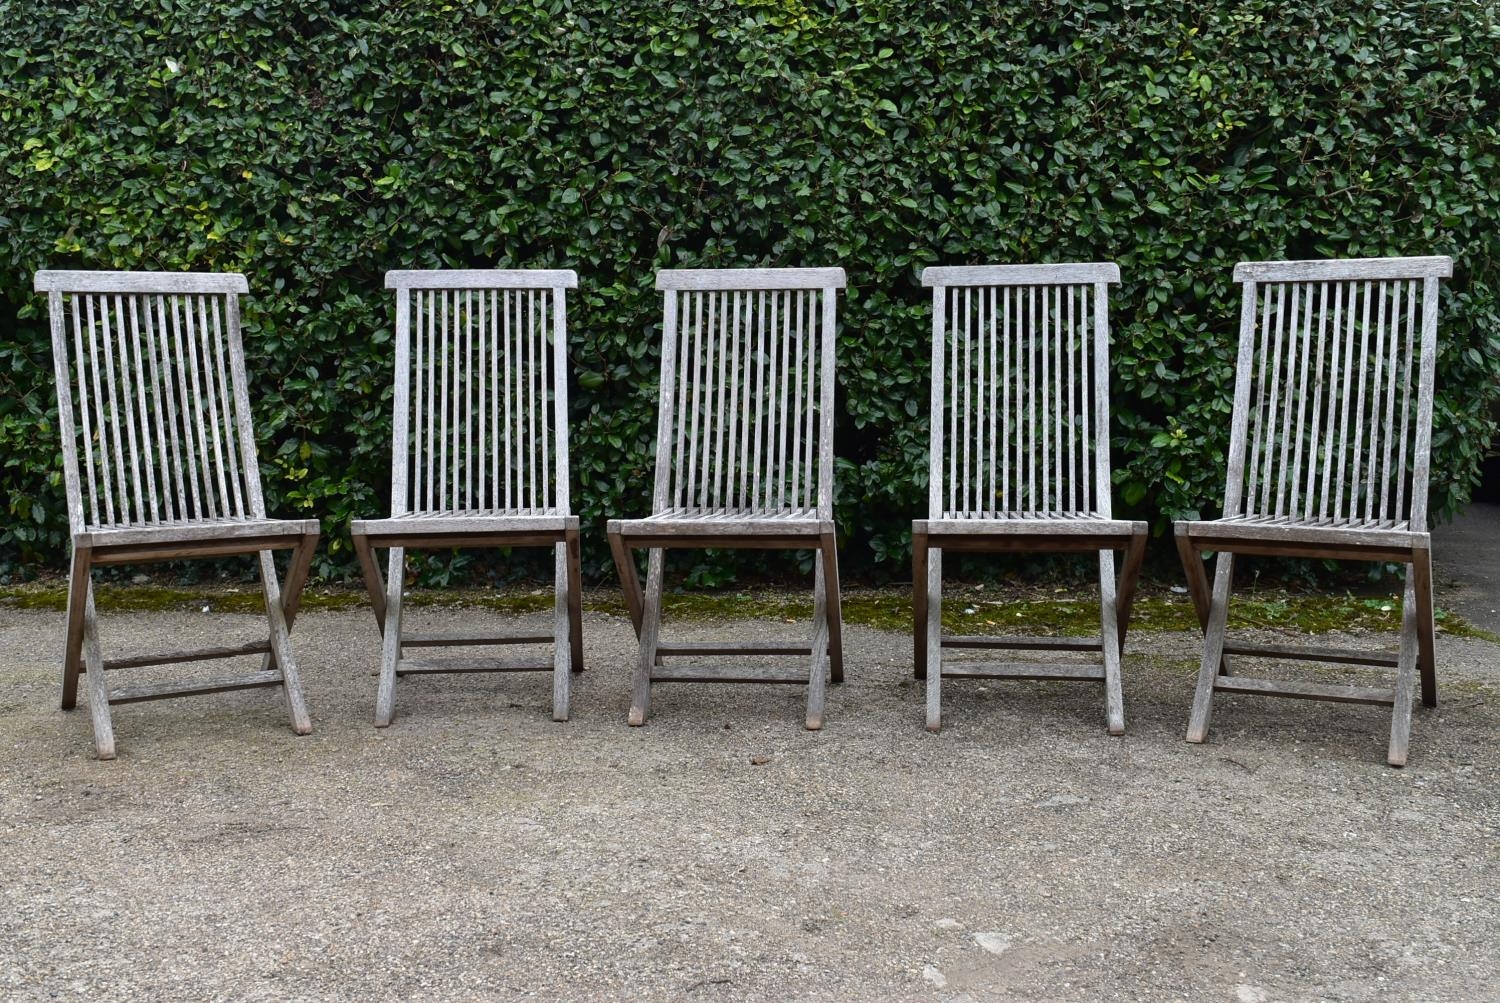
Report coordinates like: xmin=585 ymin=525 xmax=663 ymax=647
xmin=259 ymin=549 xmax=312 ymax=736
xmin=925 ymin=547 xmax=944 ymax=733
xmin=1174 ymin=526 xmax=1212 ymax=631
xmin=1186 ymin=551 xmax=1234 ymax=744
xmin=608 ymin=530 xmax=644 ymax=638
xmin=1115 ymin=531 xmax=1148 ymax=650
xmin=1098 ymin=549 xmax=1125 ymax=736
xmin=551 ymin=542 xmax=572 ymax=722
xmin=61 ymin=547 xmax=91 ymax=711
xmin=805 ymin=549 xmax=831 ymax=731
xmin=1412 ymin=546 xmax=1437 ymax=708
xmin=565 ymin=528 xmax=585 ymax=675
xmin=629 ymin=547 xmax=665 ymax=726
xmin=352 ymin=532 xmax=387 ymax=631
xmin=1388 ymin=570 xmax=1421 ymax=767
xmin=263 ymin=532 xmax=318 ymax=673
xmin=374 ymin=547 xmax=405 ymax=728
xmin=1176 ymin=530 xmax=1229 ymax=676
xmin=820 ymin=530 xmax=844 ymax=685
xmin=912 ymin=530 xmax=928 ymax=681
xmin=81 ymin=578 xmax=115 ymax=761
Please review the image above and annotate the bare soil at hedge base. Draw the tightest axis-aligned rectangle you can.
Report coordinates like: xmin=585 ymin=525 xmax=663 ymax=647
xmin=2 ymin=602 xmax=1498 ymax=1003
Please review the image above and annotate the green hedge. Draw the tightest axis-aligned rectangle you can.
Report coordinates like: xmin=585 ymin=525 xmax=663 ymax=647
xmin=3 ymin=0 xmax=1498 ymax=581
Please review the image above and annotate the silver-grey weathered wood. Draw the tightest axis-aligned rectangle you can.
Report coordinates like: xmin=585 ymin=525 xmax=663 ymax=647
xmin=606 ymin=267 xmax=846 ymax=730
xmin=35 ymin=270 xmax=319 ymax=760
xmin=1174 ymin=255 xmax=1452 ymax=766
xmin=349 ymin=269 xmax=583 ymax=726
xmin=913 ymin=263 xmax=1147 ymax=734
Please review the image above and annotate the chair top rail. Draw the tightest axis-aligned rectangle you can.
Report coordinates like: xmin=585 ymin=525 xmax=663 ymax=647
xmin=922 ymin=263 xmax=1121 ymax=287
xmin=34 ymin=271 xmax=249 ymax=294
xmin=1233 ymin=257 xmax=1453 ymax=283
xmin=656 ymin=268 xmax=846 ymax=291
xmin=386 ymin=269 xmax=578 ymax=290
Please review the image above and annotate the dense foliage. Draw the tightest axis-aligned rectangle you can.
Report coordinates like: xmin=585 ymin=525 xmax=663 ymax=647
xmin=2 ymin=0 xmax=1497 ymax=582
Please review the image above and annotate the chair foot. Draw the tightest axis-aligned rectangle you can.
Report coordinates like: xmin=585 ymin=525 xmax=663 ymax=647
xmin=628 ymin=706 xmax=646 ymax=727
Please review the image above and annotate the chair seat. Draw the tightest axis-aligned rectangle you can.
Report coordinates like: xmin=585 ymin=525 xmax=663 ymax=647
xmin=1178 ymin=516 xmax=1426 ymax=551
xmin=351 ymin=511 xmax=576 ymax=538
xmin=916 ymin=513 xmax=1145 ymax=538
xmin=609 ymin=508 xmax=831 ymax=538
xmin=76 ymin=517 xmax=320 ymax=550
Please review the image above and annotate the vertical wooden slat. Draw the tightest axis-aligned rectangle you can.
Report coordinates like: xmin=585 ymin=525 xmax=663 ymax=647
xmin=652 ymin=289 xmax=680 ymax=514
xmin=438 ymin=290 xmax=451 ymax=511
xmin=1244 ymin=285 xmax=1272 ymax=515
xmin=818 ymin=285 xmax=835 ymax=518
xmin=687 ymin=292 xmax=707 ymax=508
xmin=501 ymin=290 xmax=512 ymax=510
xmin=986 ymin=286 xmax=998 ymax=517
xmin=84 ymin=296 xmax=119 ymax=523
xmin=134 ymin=296 xmax=169 ymax=522
xmin=219 ymin=290 xmax=266 ymax=519
xmin=1040 ymin=284 xmax=1053 ymax=513
xmin=1393 ymin=280 xmax=1417 ymax=522
xmin=1091 ymin=280 xmax=1112 ymax=520
xmin=945 ymin=288 xmax=957 ymax=516
xmin=106 ymin=296 xmax=143 ymax=522
xmin=958 ymin=287 xmax=971 ymax=516
xmin=1065 ymin=284 xmax=1077 ymax=514
xmin=391 ymin=288 xmax=411 ymax=518
xmin=1305 ymin=282 xmax=1330 ymax=522
xmin=476 ymin=288 xmax=488 ymax=510
xmin=928 ymin=283 xmax=945 ymax=520
xmin=1375 ymin=281 xmax=1401 ymax=522
xmin=411 ymin=289 xmax=425 ymax=512
xmin=1027 ymin=285 xmax=1038 ymax=514
xmin=790 ymin=290 xmax=806 ymax=511
xmin=149 ymin=296 xmax=185 ymax=521
xmin=1367 ymin=281 xmax=1392 ymax=523
xmin=117 ymin=296 xmax=152 ymax=522
xmin=1407 ymin=276 xmax=1439 ymax=531
xmin=1321 ymin=281 xmax=1348 ymax=520
xmin=1000 ymin=285 xmax=1011 ymax=513
xmin=179 ymin=294 xmax=215 ymax=518
xmin=670 ymin=292 xmax=691 ymax=510
xmin=756 ymin=287 xmax=768 ymax=509
xmin=49 ymin=291 xmax=87 ymax=533
xmin=462 ymin=289 xmax=473 ymax=511
xmin=524 ymin=289 xmax=537 ymax=512
xmin=211 ymin=297 xmax=248 ymax=517
xmin=1349 ymin=281 xmax=1374 ymax=523
xmin=490 ymin=289 xmax=501 ymax=512
xmin=552 ymin=284 xmax=570 ymax=514
xmin=803 ymin=291 xmax=818 ymax=512
xmin=1221 ymin=280 xmax=1261 ymax=518
xmin=193 ymin=296 xmax=231 ymax=519
xmin=1273 ymin=283 xmax=1302 ymax=518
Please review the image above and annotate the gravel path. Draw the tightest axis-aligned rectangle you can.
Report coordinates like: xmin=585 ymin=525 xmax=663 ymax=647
xmin=2 ymin=602 xmax=1497 ymax=1002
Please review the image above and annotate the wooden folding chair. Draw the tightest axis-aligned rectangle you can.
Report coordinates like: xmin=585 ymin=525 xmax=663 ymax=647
xmin=1175 ymin=256 xmax=1452 ymax=766
xmin=607 ymin=268 xmax=845 ymax=730
xmin=913 ymin=264 xmax=1148 ymax=734
xmin=350 ymin=270 xmax=583 ymax=727
xmin=35 ymin=271 xmax=320 ymax=760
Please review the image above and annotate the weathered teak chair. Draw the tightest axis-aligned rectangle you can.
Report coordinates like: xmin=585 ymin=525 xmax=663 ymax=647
xmin=35 ymin=271 xmax=320 ymax=760
xmin=350 ymin=270 xmax=583 ymax=727
xmin=913 ymin=264 xmax=1148 ymax=735
xmin=607 ymin=268 xmax=845 ymax=730
xmin=1175 ymin=256 xmax=1452 ymax=766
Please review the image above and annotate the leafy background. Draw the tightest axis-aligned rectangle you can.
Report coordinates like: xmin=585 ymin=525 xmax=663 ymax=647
xmin=2 ymin=0 xmax=1497 ymax=583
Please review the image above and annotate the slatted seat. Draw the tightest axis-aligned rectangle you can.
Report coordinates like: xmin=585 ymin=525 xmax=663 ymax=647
xmin=606 ymin=268 xmax=846 ymax=730
xmin=34 ymin=270 xmax=320 ymax=760
xmin=912 ymin=263 xmax=1148 ymax=734
xmin=349 ymin=270 xmax=583 ymax=727
xmin=1175 ymin=255 xmax=1452 ymax=766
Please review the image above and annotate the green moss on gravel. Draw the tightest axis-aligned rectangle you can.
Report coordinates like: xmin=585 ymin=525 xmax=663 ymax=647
xmin=3 ymin=582 xmax=1495 ymax=642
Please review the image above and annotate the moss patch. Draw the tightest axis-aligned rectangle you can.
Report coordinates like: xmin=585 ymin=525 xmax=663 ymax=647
xmin=3 ymin=582 xmax=1495 ymax=643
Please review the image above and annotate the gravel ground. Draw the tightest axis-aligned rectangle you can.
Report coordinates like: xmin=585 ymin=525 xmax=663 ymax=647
xmin=1 ymin=597 xmax=1498 ymax=1003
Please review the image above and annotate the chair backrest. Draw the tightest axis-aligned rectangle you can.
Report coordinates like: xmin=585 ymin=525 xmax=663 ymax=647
xmin=1223 ymin=256 xmax=1452 ymax=529
xmin=384 ymin=269 xmax=577 ymax=517
xmin=35 ymin=271 xmax=267 ymax=535
xmin=650 ymin=268 xmax=844 ymax=519
xmin=921 ymin=263 xmax=1121 ymax=520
